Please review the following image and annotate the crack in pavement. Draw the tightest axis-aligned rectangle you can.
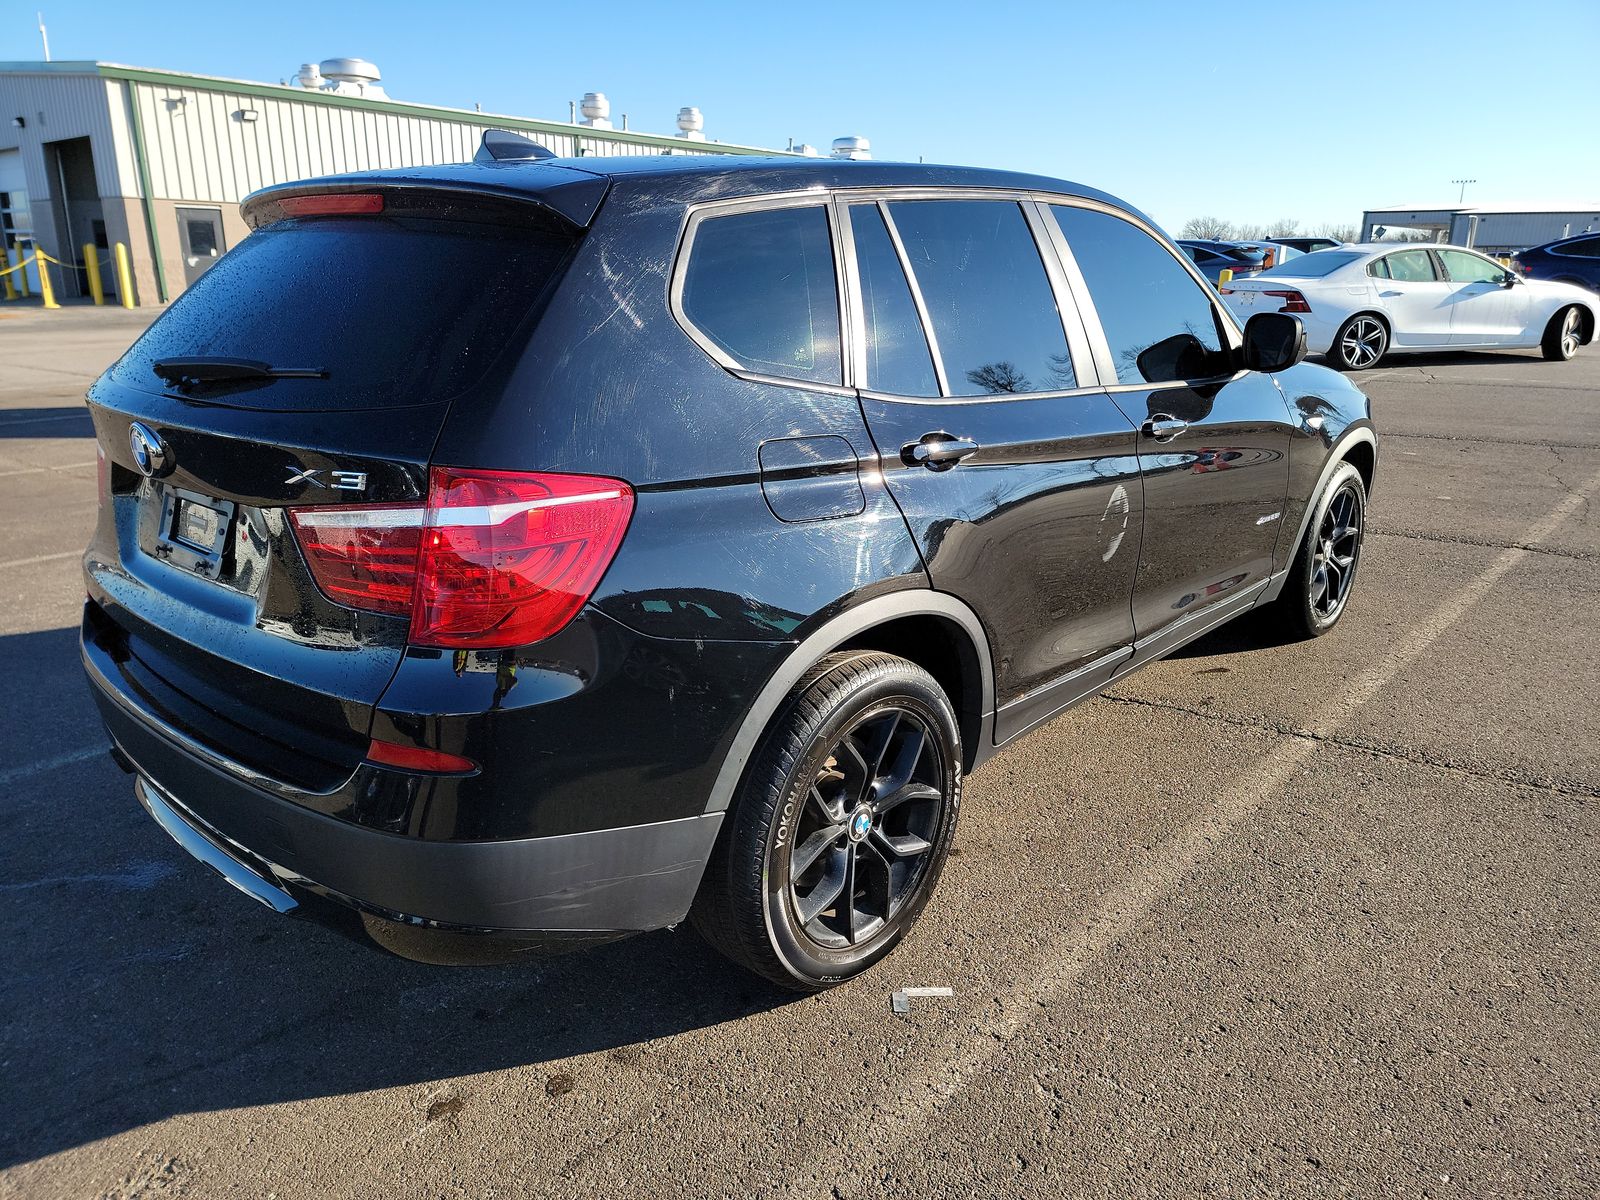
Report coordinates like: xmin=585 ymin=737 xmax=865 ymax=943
xmin=1381 ymin=431 xmax=1600 ymax=451
xmin=1098 ymin=692 xmax=1600 ymax=801
xmin=1368 ymin=527 xmax=1597 ymax=562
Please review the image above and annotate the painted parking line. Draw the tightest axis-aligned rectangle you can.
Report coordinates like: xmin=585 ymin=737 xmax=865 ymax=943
xmin=0 ymin=549 xmax=85 ymax=572
xmin=786 ymin=462 xmax=1600 ymax=1195
xmin=0 ymin=744 xmax=107 ymax=789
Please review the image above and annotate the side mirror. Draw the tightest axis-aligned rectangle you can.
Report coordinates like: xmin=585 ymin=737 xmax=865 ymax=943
xmin=1241 ymin=312 xmax=1307 ymax=373
xmin=1500 ymin=271 xmax=1519 ymax=288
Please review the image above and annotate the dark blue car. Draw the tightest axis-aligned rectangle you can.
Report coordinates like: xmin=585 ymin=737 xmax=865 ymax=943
xmin=1511 ymin=232 xmax=1600 ymax=293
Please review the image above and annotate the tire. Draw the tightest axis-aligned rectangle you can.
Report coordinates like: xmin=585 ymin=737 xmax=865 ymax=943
xmin=1541 ymin=305 xmax=1584 ymax=361
xmin=1329 ymin=313 xmax=1389 ymax=371
xmin=690 ymin=651 xmax=961 ymax=991
xmin=1264 ymin=462 xmax=1367 ymax=640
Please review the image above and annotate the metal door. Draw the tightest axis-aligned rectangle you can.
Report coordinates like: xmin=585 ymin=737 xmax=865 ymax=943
xmin=176 ymin=207 xmax=225 ymax=285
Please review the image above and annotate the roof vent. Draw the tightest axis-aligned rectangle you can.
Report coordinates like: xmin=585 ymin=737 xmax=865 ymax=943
xmin=794 ymin=143 xmax=819 ymax=157
xmin=580 ymin=92 xmax=612 ymax=130
xmin=676 ymin=106 xmax=706 ymax=141
xmin=289 ymin=57 xmax=388 ymax=99
xmin=475 ymin=129 xmax=558 ymax=163
xmin=831 ymin=136 xmax=871 ymax=160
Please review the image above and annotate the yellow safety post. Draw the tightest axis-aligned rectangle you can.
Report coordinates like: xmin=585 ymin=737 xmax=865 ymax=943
xmin=84 ymin=243 xmax=106 ymax=305
xmin=1217 ymin=267 xmax=1233 ymax=285
xmin=15 ymin=248 xmax=29 ymax=298
xmin=0 ymin=241 xmax=16 ymax=301
xmin=113 ymin=243 xmax=135 ymax=308
xmin=36 ymin=252 xmax=59 ymax=309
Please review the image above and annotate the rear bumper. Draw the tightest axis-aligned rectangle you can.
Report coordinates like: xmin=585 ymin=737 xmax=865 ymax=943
xmin=90 ymin=646 xmax=723 ymax=937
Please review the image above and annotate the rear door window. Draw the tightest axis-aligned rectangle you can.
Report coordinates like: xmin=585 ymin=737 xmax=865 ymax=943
xmin=1385 ymin=250 xmax=1439 ymax=282
xmin=848 ymin=204 xmax=938 ymax=396
xmin=1557 ymin=237 xmax=1600 ymax=258
xmin=680 ymin=205 xmax=842 ymax=385
xmin=1049 ymin=205 xmax=1230 ymax=385
xmin=115 ymin=207 xmax=578 ymax=411
xmin=887 ymin=200 xmax=1075 ymax=395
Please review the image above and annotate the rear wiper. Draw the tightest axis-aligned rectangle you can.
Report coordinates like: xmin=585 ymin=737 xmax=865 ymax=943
xmin=152 ymin=357 xmax=327 ymax=387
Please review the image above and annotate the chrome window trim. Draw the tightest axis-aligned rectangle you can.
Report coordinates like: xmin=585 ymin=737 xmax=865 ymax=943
xmin=668 ymin=189 xmax=848 ymax=388
xmin=874 ymin=200 xmax=952 ymax=397
xmin=1022 ymin=198 xmax=1101 ymax=391
xmin=1040 ymin=197 xmax=1247 ymax=391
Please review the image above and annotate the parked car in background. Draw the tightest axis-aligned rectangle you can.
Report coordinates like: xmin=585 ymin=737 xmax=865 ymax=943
xmin=1510 ymin=232 xmax=1600 ymax=293
xmin=83 ymin=134 xmax=1379 ymax=991
xmin=1232 ymin=240 xmax=1304 ymax=267
xmin=1220 ymin=244 xmax=1597 ymax=369
xmin=1268 ymin=236 xmax=1344 ymax=255
xmin=1177 ymin=239 xmax=1267 ymax=284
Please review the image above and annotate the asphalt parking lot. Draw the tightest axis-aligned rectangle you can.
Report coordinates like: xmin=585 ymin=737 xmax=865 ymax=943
xmin=2 ymin=305 xmax=1596 ymax=1198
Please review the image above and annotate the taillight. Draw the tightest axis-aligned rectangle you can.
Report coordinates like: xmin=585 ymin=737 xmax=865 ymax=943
xmin=278 ymin=192 xmax=385 ymax=217
xmin=288 ymin=468 xmax=634 ymax=648
xmin=1264 ymin=289 xmax=1312 ymax=313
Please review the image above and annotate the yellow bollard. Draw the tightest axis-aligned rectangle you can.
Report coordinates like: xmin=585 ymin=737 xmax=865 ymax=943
xmin=0 ymin=241 xmax=16 ymax=301
xmin=114 ymin=243 xmax=135 ymax=308
xmin=83 ymin=243 xmax=105 ymax=305
xmin=1217 ymin=267 xmax=1233 ymax=286
xmin=37 ymin=253 xmax=59 ymax=309
xmin=15 ymin=247 xmax=29 ymax=298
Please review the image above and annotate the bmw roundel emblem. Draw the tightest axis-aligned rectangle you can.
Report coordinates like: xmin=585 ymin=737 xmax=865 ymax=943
xmin=850 ymin=809 xmax=873 ymax=842
xmin=128 ymin=422 xmax=167 ymax=477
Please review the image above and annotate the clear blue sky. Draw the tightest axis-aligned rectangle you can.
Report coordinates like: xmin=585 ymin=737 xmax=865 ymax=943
xmin=7 ymin=0 xmax=1598 ymax=233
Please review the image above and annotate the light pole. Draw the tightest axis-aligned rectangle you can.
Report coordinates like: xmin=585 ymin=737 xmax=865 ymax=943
xmin=1452 ymin=178 xmax=1477 ymax=204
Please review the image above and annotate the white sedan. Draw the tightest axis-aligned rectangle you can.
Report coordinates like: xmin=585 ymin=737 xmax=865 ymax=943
xmin=1219 ymin=244 xmax=1596 ymax=370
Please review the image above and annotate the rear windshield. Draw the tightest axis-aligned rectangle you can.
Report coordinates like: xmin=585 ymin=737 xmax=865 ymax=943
xmin=114 ymin=211 xmax=577 ymax=410
xmin=1258 ymin=251 xmax=1362 ymax=279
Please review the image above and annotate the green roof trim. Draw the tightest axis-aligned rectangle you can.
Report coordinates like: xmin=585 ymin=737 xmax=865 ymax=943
xmin=76 ymin=62 xmax=787 ymax=157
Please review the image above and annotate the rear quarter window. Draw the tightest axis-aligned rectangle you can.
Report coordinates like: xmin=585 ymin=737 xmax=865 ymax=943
xmin=114 ymin=209 xmax=577 ymax=411
xmin=679 ymin=205 xmax=842 ymax=385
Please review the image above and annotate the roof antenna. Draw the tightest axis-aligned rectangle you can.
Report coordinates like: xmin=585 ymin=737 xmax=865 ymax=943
xmin=38 ymin=11 xmax=51 ymax=61
xmin=475 ymin=129 xmax=558 ymax=163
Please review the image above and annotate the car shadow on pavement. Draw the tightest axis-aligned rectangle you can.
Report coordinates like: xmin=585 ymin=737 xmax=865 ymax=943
xmin=0 ymin=630 xmax=799 ymax=1171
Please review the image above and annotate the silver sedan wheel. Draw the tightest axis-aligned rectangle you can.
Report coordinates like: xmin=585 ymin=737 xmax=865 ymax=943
xmin=1339 ymin=316 xmax=1387 ymax=369
xmin=1560 ymin=307 xmax=1582 ymax=358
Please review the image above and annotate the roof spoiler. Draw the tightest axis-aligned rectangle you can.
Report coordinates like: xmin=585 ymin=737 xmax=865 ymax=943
xmin=475 ymin=129 xmax=559 ymax=163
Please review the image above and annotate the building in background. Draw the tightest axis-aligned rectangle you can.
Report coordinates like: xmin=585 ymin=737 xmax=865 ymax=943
xmin=1 ymin=59 xmax=857 ymax=306
xmin=1359 ymin=203 xmax=1600 ymax=256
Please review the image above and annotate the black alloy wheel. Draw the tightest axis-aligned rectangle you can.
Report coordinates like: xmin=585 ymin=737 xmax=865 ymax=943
xmin=1264 ymin=461 xmax=1367 ymax=640
xmin=1309 ymin=478 xmax=1363 ymax=624
xmin=785 ymin=705 xmax=945 ymax=949
xmin=690 ymin=652 xmax=961 ymax=990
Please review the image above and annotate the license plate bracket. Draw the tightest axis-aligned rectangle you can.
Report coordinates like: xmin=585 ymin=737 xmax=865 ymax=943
xmin=155 ymin=486 xmax=235 ymax=580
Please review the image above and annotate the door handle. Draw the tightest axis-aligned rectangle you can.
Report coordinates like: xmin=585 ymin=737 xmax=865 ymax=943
xmin=902 ymin=431 xmax=980 ymax=471
xmin=1140 ymin=414 xmax=1188 ymax=442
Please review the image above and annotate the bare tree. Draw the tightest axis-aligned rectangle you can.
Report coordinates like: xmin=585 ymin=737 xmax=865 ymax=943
xmin=1313 ymin=223 xmax=1359 ymax=243
xmin=1181 ymin=215 xmax=1235 ymax=240
xmin=1266 ymin=217 xmax=1300 ymax=238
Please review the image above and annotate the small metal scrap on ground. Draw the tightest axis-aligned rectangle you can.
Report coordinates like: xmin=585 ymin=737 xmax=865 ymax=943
xmin=891 ymin=986 xmax=954 ymax=1014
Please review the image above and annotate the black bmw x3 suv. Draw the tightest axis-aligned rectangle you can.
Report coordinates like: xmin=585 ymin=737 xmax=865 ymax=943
xmin=82 ymin=133 xmax=1376 ymax=990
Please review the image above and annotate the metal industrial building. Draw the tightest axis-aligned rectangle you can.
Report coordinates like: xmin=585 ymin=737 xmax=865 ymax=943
xmin=0 ymin=58 xmax=812 ymax=306
xmin=1360 ymin=202 xmax=1600 ymax=256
